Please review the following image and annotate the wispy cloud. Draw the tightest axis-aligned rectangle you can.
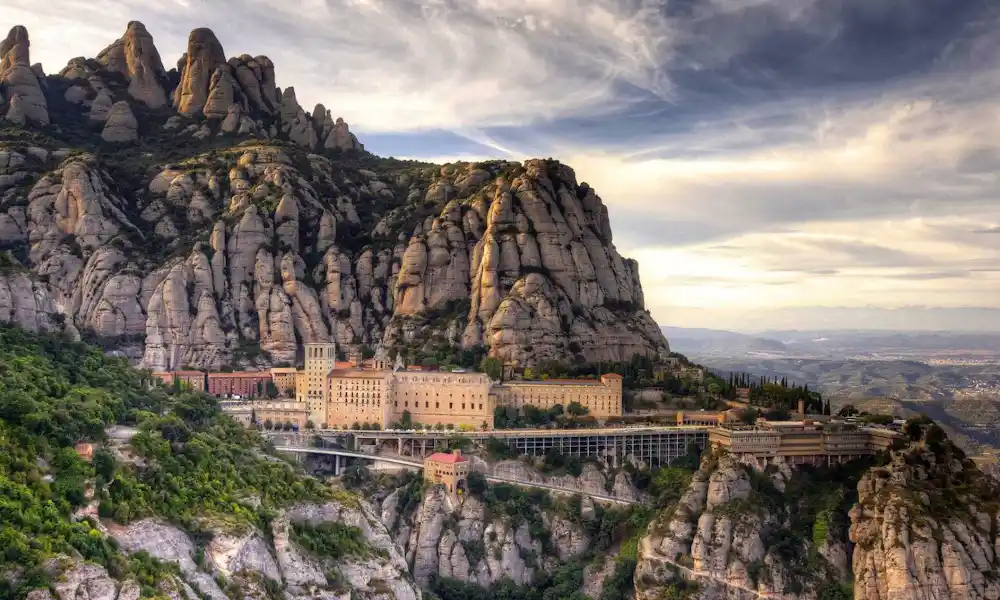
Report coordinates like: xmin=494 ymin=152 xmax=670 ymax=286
xmin=6 ymin=0 xmax=1000 ymax=329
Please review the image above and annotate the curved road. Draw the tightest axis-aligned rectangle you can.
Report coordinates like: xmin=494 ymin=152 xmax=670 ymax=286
xmin=275 ymin=445 xmax=645 ymax=506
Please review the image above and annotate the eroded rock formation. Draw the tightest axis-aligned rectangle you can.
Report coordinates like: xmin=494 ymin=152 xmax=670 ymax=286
xmin=0 ymin=22 xmax=667 ymax=369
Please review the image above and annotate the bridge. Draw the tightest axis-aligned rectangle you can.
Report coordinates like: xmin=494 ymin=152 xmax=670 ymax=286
xmin=274 ymin=444 xmax=645 ymax=506
xmin=266 ymin=425 xmax=709 ymax=468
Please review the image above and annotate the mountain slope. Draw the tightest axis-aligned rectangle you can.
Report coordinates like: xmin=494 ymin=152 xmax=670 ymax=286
xmin=0 ymin=323 xmax=421 ymax=600
xmin=0 ymin=22 xmax=668 ymax=369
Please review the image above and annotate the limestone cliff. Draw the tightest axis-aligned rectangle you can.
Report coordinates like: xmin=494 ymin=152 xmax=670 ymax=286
xmin=22 ymin=497 xmax=420 ymax=600
xmin=0 ymin=21 xmax=668 ymax=368
xmin=635 ymin=452 xmax=853 ymax=600
xmin=849 ymin=427 xmax=1000 ymax=600
xmin=376 ymin=466 xmax=645 ymax=597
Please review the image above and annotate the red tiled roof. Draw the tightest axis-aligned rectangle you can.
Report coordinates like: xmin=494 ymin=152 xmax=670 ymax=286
xmin=427 ymin=452 xmax=467 ymax=464
xmin=207 ymin=371 xmax=270 ymax=378
xmin=601 ymin=373 xmax=624 ymax=379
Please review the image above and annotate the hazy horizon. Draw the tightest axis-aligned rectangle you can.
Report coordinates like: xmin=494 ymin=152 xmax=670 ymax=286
xmin=8 ymin=0 xmax=1000 ymax=331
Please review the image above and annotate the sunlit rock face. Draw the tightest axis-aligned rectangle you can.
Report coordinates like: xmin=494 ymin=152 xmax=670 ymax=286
xmin=0 ymin=23 xmax=667 ymax=369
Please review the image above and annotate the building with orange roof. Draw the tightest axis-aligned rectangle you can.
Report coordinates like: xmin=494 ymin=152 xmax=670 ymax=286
xmin=207 ymin=371 xmax=272 ymax=398
xmin=423 ymin=449 xmax=470 ymax=493
xmin=152 ymin=370 xmax=207 ymax=393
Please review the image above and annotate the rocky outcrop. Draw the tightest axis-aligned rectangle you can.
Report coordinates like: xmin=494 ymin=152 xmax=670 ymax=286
xmin=1 ymin=26 xmax=49 ymax=125
xmin=173 ymin=28 xmax=226 ymax=117
xmin=635 ymin=453 xmax=841 ymax=600
xmin=0 ymin=271 xmax=63 ymax=332
xmin=101 ymin=101 xmax=138 ymax=142
xmin=0 ymin=22 xmax=667 ymax=369
xmin=850 ymin=437 xmax=1000 ymax=600
xmin=387 ymin=482 xmax=591 ymax=589
xmin=96 ymin=21 xmax=167 ymax=108
xmin=489 ymin=460 xmax=648 ymax=503
xmin=103 ymin=496 xmax=421 ymax=600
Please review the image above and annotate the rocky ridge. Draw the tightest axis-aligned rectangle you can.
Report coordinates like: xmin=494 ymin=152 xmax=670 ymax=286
xmin=849 ymin=431 xmax=1000 ymax=600
xmin=0 ymin=21 xmax=668 ymax=368
xmin=376 ymin=466 xmax=647 ymax=597
xmin=39 ymin=496 xmax=423 ymax=600
xmin=634 ymin=453 xmax=843 ymax=600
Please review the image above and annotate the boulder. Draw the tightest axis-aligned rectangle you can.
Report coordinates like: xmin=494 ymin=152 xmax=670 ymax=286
xmin=101 ymin=101 xmax=138 ymax=142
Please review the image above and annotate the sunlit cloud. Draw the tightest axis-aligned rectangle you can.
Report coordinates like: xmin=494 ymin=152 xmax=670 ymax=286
xmin=5 ymin=0 xmax=1000 ymax=330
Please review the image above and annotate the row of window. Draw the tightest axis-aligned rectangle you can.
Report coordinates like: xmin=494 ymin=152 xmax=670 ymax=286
xmin=394 ymin=401 xmax=486 ymax=411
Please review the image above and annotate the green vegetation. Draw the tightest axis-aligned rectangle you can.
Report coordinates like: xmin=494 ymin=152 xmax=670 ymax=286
xmin=0 ymin=324 xmax=330 ymax=599
xmin=290 ymin=522 xmax=369 ymax=560
xmin=725 ymin=372 xmax=825 ymax=414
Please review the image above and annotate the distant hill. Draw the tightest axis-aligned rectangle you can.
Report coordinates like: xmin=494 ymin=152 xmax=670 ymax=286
xmin=660 ymin=326 xmax=787 ymax=356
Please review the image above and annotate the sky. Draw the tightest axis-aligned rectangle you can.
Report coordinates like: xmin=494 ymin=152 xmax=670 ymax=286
xmin=5 ymin=0 xmax=1000 ymax=332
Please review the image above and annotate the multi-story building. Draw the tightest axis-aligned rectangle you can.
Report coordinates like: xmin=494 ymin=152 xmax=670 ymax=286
xmin=491 ymin=374 xmax=623 ymax=418
xmin=219 ymin=400 xmax=310 ymax=429
xmin=152 ymin=370 xmax=207 ymax=393
xmin=299 ymin=342 xmax=337 ymax=426
xmin=390 ymin=371 xmax=494 ymax=429
xmin=270 ymin=367 xmax=298 ymax=397
xmin=325 ymin=367 xmax=393 ymax=429
xmin=423 ymin=449 xmax=470 ymax=493
xmin=207 ymin=372 xmax=272 ymax=398
xmin=708 ymin=420 xmax=901 ymax=466
xmin=282 ymin=339 xmax=624 ymax=430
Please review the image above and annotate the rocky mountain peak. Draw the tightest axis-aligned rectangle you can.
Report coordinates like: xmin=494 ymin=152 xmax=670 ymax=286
xmin=0 ymin=21 xmax=666 ymax=368
xmin=0 ymin=25 xmax=48 ymax=125
xmin=0 ymin=25 xmax=31 ymax=70
xmin=96 ymin=20 xmax=168 ymax=108
xmin=173 ymin=26 xmax=226 ymax=116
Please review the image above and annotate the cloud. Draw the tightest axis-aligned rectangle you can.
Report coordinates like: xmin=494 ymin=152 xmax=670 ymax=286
xmin=6 ymin=0 xmax=1000 ymax=329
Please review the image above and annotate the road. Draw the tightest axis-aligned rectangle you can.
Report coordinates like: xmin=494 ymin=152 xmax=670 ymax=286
xmin=275 ymin=445 xmax=645 ymax=505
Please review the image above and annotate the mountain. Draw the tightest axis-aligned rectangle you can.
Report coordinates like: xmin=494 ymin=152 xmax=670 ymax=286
xmin=0 ymin=22 xmax=668 ymax=369
xmin=661 ymin=326 xmax=787 ymax=356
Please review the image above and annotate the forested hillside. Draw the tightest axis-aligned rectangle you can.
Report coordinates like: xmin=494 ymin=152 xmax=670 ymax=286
xmin=0 ymin=324 xmax=419 ymax=600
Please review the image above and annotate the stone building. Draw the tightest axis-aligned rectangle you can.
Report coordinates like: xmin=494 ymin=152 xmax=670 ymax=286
xmin=709 ymin=420 xmax=901 ymax=466
xmin=152 ymin=370 xmax=206 ymax=393
xmin=325 ymin=369 xmax=393 ymax=429
xmin=390 ymin=371 xmax=494 ymax=430
xmin=423 ymin=449 xmax=470 ymax=493
xmin=220 ymin=400 xmax=310 ymax=429
xmin=270 ymin=367 xmax=298 ymax=396
xmin=492 ymin=374 xmax=623 ymax=418
xmin=284 ymin=338 xmax=623 ymax=430
xmin=298 ymin=342 xmax=337 ymax=425
xmin=207 ymin=371 xmax=272 ymax=398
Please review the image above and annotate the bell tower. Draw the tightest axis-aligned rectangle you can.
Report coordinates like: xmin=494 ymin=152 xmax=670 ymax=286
xmin=303 ymin=341 xmax=336 ymax=427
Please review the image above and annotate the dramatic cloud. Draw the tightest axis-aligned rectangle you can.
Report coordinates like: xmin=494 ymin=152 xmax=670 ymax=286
xmin=6 ymin=0 xmax=1000 ymax=330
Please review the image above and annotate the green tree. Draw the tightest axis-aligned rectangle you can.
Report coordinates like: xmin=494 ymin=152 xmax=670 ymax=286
xmin=567 ymin=402 xmax=589 ymax=417
xmin=837 ymin=404 xmax=859 ymax=417
xmin=93 ymin=448 xmax=116 ymax=481
xmin=479 ymin=357 xmax=503 ymax=380
xmin=400 ymin=410 xmax=413 ymax=429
